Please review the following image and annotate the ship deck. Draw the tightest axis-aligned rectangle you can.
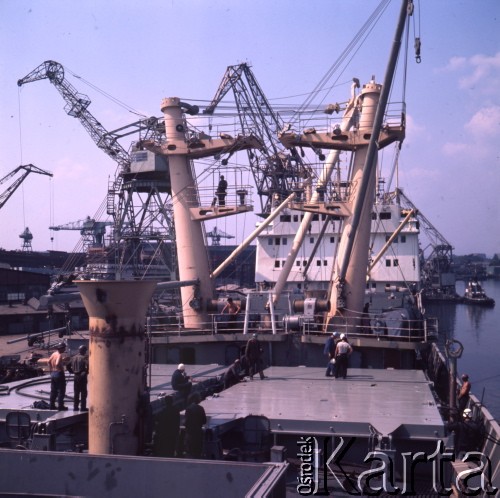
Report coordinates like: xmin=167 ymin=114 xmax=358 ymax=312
xmin=199 ymin=366 xmax=445 ymax=439
xmin=1 ymin=363 xmax=445 ymax=443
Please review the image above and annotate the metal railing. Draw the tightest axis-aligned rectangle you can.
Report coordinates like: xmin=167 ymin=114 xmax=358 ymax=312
xmin=146 ymin=309 xmax=438 ymax=343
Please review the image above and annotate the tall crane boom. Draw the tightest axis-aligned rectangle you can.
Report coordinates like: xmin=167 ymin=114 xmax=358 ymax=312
xmin=206 ymin=227 xmax=234 ymax=246
xmin=49 ymin=216 xmax=113 ymax=248
xmin=17 ymin=60 xmax=176 ymax=279
xmin=204 ymin=63 xmax=310 ymax=215
xmin=0 ymin=164 xmax=53 ymax=209
xmin=397 ymin=188 xmax=453 ymax=249
xmin=17 ymin=61 xmax=130 ymax=173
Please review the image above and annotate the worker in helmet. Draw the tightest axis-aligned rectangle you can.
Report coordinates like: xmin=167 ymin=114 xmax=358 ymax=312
xmin=334 ymin=334 xmax=353 ymax=379
xmin=446 ymin=408 xmax=483 ymax=456
xmin=67 ymin=344 xmax=89 ymax=411
xmin=324 ymin=332 xmax=339 ymax=377
xmin=171 ymin=363 xmax=193 ymax=403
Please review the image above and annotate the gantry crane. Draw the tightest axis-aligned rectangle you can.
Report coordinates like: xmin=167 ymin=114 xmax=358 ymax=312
xmin=0 ymin=164 xmax=53 ymax=209
xmin=17 ymin=61 xmax=175 ymax=278
xmin=206 ymin=227 xmax=235 ymax=246
xmin=49 ymin=216 xmax=114 ymax=250
xmin=397 ymin=188 xmax=457 ymax=298
xmin=19 ymin=227 xmax=33 ymax=252
xmin=204 ymin=63 xmax=312 ymax=215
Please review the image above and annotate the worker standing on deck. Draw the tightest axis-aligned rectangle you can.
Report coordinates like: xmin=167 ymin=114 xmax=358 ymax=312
xmin=184 ymin=393 xmax=207 ymax=458
xmin=67 ymin=345 xmax=89 ymax=411
xmin=154 ymin=395 xmax=180 ymax=457
xmin=221 ymin=297 xmax=240 ymax=331
xmin=215 ymin=175 xmax=228 ymax=206
xmin=334 ymin=334 xmax=352 ymax=379
xmin=457 ymin=374 xmax=471 ymax=415
xmin=245 ymin=333 xmax=266 ymax=380
xmin=324 ymin=332 xmax=339 ymax=377
xmin=48 ymin=342 xmax=68 ymax=411
xmin=446 ymin=408 xmax=483 ymax=456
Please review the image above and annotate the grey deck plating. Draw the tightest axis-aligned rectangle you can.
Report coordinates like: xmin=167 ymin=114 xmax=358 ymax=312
xmin=201 ymin=366 xmax=445 ymax=439
xmin=0 ymin=364 xmax=444 ymax=441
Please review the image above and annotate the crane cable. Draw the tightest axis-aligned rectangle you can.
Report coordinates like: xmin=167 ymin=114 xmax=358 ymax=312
xmin=292 ymin=0 xmax=392 ymax=128
xmin=64 ymin=65 xmax=145 ymax=118
xmin=16 ymin=89 xmax=27 ymax=233
xmin=413 ymin=0 xmax=422 ymax=64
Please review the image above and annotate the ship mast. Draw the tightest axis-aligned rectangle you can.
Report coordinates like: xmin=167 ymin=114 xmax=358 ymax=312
xmin=325 ymin=0 xmax=412 ymax=330
xmin=145 ymin=98 xmax=261 ymax=329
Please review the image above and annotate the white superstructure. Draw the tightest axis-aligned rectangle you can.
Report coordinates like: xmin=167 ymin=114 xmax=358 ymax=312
xmin=255 ymin=192 xmax=421 ymax=297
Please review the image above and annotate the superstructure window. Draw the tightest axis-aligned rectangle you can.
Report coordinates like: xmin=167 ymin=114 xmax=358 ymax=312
xmin=380 ymin=212 xmax=392 ymax=220
xmin=280 ymin=214 xmax=291 ymax=222
xmin=293 ymin=215 xmax=299 ymax=222
xmin=386 ymin=260 xmax=391 ymax=267
xmin=275 ymin=238 xmax=281 ymax=245
xmin=274 ymin=261 xmax=280 ymax=268
xmin=330 ymin=237 xmax=335 ymax=243
xmin=394 ymin=259 xmax=399 ymax=266
xmin=401 ymin=235 xmax=406 ymax=243
xmin=268 ymin=238 xmax=273 ymax=246
xmin=316 ymin=260 xmax=321 ymax=266
xmin=310 ymin=237 xmax=314 ymax=244
xmin=282 ymin=238 xmax=287 ymax=245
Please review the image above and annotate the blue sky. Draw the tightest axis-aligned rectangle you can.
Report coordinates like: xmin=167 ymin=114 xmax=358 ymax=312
xmin=0 ymin=0 xmax=499 ymax=257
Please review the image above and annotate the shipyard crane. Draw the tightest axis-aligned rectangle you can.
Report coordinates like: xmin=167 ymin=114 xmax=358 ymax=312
xmin=19 ymin=227 xmax=33 ymax=252
xmin=17 ymin=61 xmax=131 ymax=173
xmin=397 ymin=188 xmax=457 ymax=298
xmin=17 ymin=61 xmax=175 ymax=278
xmin=49 ymin=216 xmax=114 ymax=249
xmin=0 ymin=164 xmax=53 ymax=210
xmin=206 ymin=227 xmax=234 ymax=246
xmin=204 ymin=63 xmax=311 ymax=215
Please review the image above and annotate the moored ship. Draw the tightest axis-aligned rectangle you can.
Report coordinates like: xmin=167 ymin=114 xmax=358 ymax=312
xmin=1 ymin=1 xmax=499 ymax=496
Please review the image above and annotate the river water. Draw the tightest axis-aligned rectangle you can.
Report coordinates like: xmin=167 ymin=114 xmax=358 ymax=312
xmin=426 ymin=278 xmax=500 ymax=422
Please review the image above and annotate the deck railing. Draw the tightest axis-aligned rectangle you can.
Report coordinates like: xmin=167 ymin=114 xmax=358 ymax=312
xmin=147 ymin=309 xmax=438 ymax=344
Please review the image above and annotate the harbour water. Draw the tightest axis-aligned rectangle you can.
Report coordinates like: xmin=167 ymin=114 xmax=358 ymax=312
xmin=427 ymin=278 xmax=500 ymax=421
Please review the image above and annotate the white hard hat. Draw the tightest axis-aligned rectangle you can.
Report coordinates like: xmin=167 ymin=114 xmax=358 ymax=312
xmin=340 ymin=333 xmax=346 ymax=339
xmin=463 ymin=408 xmax=472 ymax=418
xmin=178 ymin=363 xmax=185 ymax=371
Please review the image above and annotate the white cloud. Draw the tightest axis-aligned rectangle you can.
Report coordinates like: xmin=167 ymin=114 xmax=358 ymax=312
xmin=464 ymin=105 xmax=500 ymax=138
xmin=458 ymin=52 xmax=500 ymax=89
xmin=438 ymin=52 xmax=500 ymax=96
xmin=440 ymin=56 xmax=467 ymax=72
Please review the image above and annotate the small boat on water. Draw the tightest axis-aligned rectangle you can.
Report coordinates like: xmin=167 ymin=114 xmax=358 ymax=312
xmin=463 ymin=278 xmax=495 ymax=306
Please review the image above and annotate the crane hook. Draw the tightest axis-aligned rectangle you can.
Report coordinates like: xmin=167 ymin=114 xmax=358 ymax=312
xmin=414 ymin=37 xmax=422 ymax=64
